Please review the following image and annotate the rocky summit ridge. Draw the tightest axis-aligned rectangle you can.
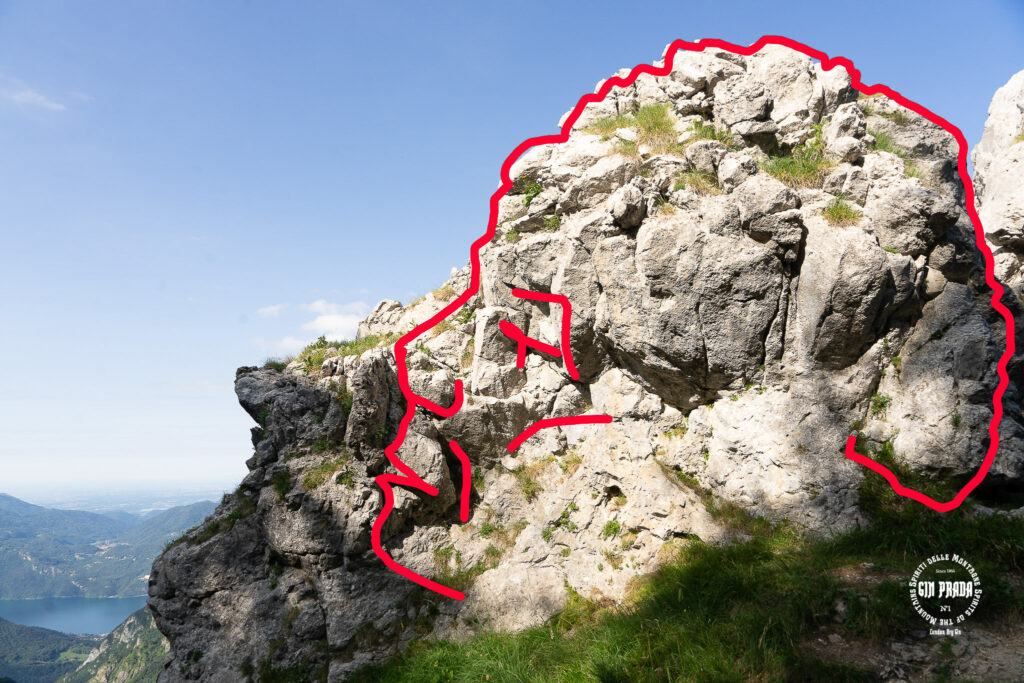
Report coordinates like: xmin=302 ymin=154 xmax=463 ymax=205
xmin=147 ymin=41 xmax=1024 ymax=680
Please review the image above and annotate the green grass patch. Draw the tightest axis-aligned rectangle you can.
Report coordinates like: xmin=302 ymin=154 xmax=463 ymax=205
xmin=328 ymin=381 xmax=353 ymax=415
xmin=503 ymin=227 xmax=521 ymax=244
xmin=603 ymin=104 xmax=682 ymax=157
xmin=663 ymin=419 xmax=688 ymax=438
xmin=868 ymin=130 xmax=908 ymax=159
xmin=687 ymin=118 xmax=734 ymax=146
xmin=514 ymin=461 xmax=546 ymax=502
xmin=822 ymin=194 xmax=861 ymax=226
xmin=165 ymin=490 xmax=256 ymax=550
xmin=301 ymin=452 xmax=351 ymax=490
xmin=432 ymin=547 xmax=488 ymax=593
xmin=585 ymin=113 xmax=637 ymax=140
xmin=297 ymin=334 xmax=393 ymax=373
xmin=877 ymin=109 xmax=911 ymax=125
xmin=271 ymin=471 xmax=292 ymax=500
xmin=613 ymin=138 xmax=639 ymax=158
xmin=654 ymin=195 xmax=676 ymax=215
xmin=518 ymin=477 xmax=542 ymax=502
xmin=355 ymin=458 xmax=1024 ymax=683
xmin=460 ymin=339 xmax=475 ymax=371
xmin=556 ymin=447 xmax=583 ymax=476
xmin=869 ymin=393 xmax=892 ymax=418
xmin=634 ymin=103 xmax=677 ymax=154
xmin=262 ymin=358 xmax=289 ymax=372
xmin=522 ymin=180 xmax=543 ymax=207
xmin=541 ymin=214 xmax=561 ymax=231
xmin=551 ymin=503 xmax=580 ymax=534
xmin=672 ymin=169 xmax=721 ymax=195
xmin=761 ymin=124 xmax=832 ymax=188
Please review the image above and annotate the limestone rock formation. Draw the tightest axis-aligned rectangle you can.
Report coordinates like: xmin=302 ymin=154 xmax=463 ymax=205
xmin=147 ymin=44 xmax=1024 ymax=681
xmin=59 ymin=608 xmax=168 ymax=683
xmin=973 ymin=70 xmax=1024 ymax=295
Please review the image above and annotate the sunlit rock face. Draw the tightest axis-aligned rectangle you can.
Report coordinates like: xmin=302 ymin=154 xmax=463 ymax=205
xmin=148 ymin=45 xmax=1024 ymax=681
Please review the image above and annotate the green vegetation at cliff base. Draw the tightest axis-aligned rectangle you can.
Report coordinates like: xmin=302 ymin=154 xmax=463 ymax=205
xmin=352 ymin=462 xmax=1024 ymax=682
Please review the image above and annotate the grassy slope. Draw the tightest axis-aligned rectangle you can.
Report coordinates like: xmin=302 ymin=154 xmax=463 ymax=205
xmin=0 ymin=618 xmax=98 ymax=683
xmin=352 ymin=455 xmax=1024 ymax=682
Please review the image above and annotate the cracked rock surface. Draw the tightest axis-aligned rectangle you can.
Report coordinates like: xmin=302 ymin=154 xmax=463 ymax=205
xmin=148 ymin=45 xmax=1024 ymax=681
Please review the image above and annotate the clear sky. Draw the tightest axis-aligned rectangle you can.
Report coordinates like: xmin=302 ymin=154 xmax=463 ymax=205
xmin=1 ymin=0 xmax=1022 ymax=501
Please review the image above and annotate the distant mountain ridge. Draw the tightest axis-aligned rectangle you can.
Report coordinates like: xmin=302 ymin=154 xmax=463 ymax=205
xmin=0 ymin=494 xmax=216 ymax=599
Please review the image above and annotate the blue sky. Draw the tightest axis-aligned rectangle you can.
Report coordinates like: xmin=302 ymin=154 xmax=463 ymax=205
xmin=1 ymin=0 xmax=1021 ymax=501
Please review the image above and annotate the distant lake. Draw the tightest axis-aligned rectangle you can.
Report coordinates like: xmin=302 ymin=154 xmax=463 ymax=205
xmin=0 ymin=596 xmax=147 ymax=635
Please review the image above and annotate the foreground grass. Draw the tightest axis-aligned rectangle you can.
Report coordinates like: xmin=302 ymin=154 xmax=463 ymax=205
xmin=353 ymin=455 xmax=1024 ymax=683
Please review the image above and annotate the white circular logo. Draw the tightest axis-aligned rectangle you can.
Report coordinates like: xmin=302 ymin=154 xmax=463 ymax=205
xmin=909 ymin=554 xmax=981 ymax=634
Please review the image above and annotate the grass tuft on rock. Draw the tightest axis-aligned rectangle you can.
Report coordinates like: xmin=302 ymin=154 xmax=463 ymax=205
xmin=512 ymin=460 xmax=548 ymax=502
xmin=672 ymin=169 xmax=721 ymax=195
xmin=761 ymin=124 xmax=831 ymax=188
xmin=634 ymin=103 xmax=678 ymax=154
xmin=869 ymin=393 xmax=892 ymax=418
xmin=585 ymin=113 xmax=637 ymax=140
xmin=822 ymin=194 xmax=862 ymax=226
xmin=601 ymin=104 xmax=682 ymax=157
xmin=878 ymin=109 xmax=911 ymax=126
xmin=687 ymin=118 xmax=734 ymax=146
xmin=296 ymin=334 xmax=395 ymax=373
xmin=262 ymin=358 xmax=288 ymax=372
xmin=868 ymin=130 xmax=908 ymax=159
xmin=301 ymin=452 xmax=351 ymax=490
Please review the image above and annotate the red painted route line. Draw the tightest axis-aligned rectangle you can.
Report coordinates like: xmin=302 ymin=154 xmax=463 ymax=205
xmin=506 ymin=415 xmax=614 ymax=453
xmin=511 ymin=288 xmax=581 ymax=380
xmin=370 ymin=35 xmax=1017 ymax=600
xmin=450 ymin=440 xmax=473 ymax=523
xmin=499 ymin=319 xmax=563 ymax=366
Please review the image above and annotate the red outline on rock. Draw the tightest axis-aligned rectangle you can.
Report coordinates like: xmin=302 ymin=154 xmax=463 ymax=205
xmin=449 ymin=440 xmax=473 ymax=523
xmin=511 ymin=288 xmax=581 ymax=380
xmin=506 ymin=415 xmax=615 ymax=453
xmin=370 ymin=35 xmax=1017 ymax=600
xmin=499 ymin=319 xmax=563 ymax=365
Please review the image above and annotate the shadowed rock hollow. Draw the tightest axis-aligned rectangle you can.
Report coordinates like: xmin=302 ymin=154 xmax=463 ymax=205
xmin=147 ymin=42 xmax=1024 ymax=681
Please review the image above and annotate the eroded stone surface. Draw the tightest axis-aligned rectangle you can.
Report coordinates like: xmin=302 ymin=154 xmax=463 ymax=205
xmin=149 ymin=48 xmax=1024 ymax=681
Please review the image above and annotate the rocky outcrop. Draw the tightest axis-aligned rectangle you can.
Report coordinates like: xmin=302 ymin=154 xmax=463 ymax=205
xmin=148 ymin=43 xmax=1024 ymax=681
xmin=973 ymin=71 xmax=1024 ymax=295
xmin=59 ymin=608 xmax=168 ymax=683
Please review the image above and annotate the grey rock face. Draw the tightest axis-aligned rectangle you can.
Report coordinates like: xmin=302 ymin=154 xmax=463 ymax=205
xmin=973 ymin=71 xmax=1024 ymax=292
xmin=149 ymin=50 xmax=1024 ymax=681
